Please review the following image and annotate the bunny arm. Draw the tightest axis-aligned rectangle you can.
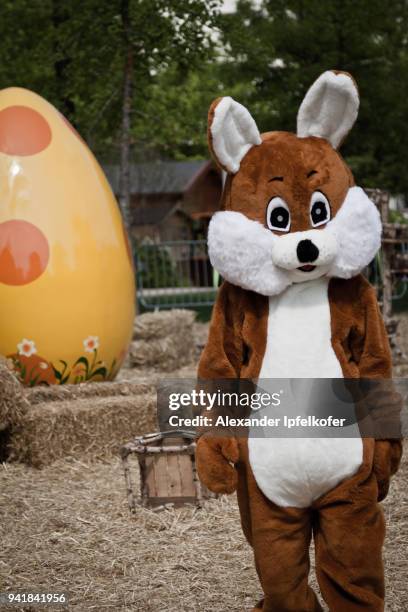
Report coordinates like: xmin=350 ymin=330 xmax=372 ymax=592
xmin=196 ymin=434 xmax=240 ymax=494
xmin=196 ymin=282 xmax=244 ymax=493
xmin=353 ymin=283 xmax=403 ymax=501
xmin=372 ymin=439 xmax=403 ymax=501
xmin=198 ymin=281 xmax=244 ymax=379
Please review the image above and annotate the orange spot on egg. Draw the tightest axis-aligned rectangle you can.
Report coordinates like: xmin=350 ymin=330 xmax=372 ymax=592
xmin=0 ymin=105 xmax=51 ymax=155
xmin=0 ymin=220 xmax=50 ymax=285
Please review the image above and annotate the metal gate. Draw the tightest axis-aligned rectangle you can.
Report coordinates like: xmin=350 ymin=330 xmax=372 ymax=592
xmin=135 ymin=240 xmax=218 ymax=311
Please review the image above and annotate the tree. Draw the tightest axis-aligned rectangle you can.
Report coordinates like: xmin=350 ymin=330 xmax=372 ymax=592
xmin=219 ymin=0 xmax=408 ymax=196
xmin=130 ymin=62 xmax=222 ymax=161
xmin=0 ymin=1 xmax=55 ymax=98
xmin=55 ymin=0 xmax=221 ymax=226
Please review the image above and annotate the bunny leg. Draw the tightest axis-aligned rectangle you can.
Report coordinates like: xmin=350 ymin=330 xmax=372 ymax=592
xmin=237 ymin=440 xmax=322 ymax=612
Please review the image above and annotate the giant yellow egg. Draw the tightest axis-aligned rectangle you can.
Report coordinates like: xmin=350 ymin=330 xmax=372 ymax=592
xmin=0 ymin=88 xmax=135 ymax=385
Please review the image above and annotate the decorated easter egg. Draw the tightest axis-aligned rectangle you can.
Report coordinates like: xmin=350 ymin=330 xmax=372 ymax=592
xmin=0 ymin=88 xmax=135 ymax=385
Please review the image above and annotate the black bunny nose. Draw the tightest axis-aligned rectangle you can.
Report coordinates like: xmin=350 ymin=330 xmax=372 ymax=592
xmin=297 ymin=239 xmax=319 ymax=263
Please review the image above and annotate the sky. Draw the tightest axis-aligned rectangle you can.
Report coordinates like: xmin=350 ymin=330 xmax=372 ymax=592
xmin=221 ymin=0 xmax=237 ymax=11
xmin=221 ymin=1 xmax=262 ymax=13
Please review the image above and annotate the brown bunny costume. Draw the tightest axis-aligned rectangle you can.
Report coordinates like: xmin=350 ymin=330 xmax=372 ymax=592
xmin=196 ymin=71 xmax=402 ymax=611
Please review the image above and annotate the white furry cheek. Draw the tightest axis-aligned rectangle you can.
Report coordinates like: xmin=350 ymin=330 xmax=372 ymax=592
xmin=271 ymin=245 xmax=296 ymax=270
xmin=271 ymin=234 xmax=300 ymax=270
xmin=207 ymin=211 xmax=291 ymax=296
xmin=326 ymin=186 xmax=382 ymax=279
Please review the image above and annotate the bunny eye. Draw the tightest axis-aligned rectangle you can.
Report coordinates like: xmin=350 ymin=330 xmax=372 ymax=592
xmin=310 ymin=191 xmax=331 ymax=227
xmin=266 ymin=197 xmax=291 ymax=232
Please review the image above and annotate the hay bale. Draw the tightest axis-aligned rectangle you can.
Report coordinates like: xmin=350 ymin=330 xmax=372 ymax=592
xmin=133 ymin=309 xmax=196 ymax=340
xmin=26 ymin=381 xmax=154 ymax=405
xmin=9 ymin=388 xmax=157 ymax=468
xmin=130 ymin=309 xmax=196 ymax=371
xmin=0 ymin=357 xmax=29 ymax=430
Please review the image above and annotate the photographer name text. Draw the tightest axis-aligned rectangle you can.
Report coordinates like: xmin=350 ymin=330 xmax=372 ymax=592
xmin=168 ymin=414 xmax=347 ymax=428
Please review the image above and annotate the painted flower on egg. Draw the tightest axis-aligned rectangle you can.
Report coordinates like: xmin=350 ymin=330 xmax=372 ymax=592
xmin=17 ymin=338 xmax=37 ymax=357
xmin=0 ymin=88 xmax=135 ymax=385
xmin=83 ymin=336 xmax=99 ymax=353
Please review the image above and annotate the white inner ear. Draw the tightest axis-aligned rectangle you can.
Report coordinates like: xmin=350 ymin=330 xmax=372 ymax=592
xmin=210 ymin=97 xmax=262 ymax=173
xmin=297 ymin=71 xmax=359 ymax=148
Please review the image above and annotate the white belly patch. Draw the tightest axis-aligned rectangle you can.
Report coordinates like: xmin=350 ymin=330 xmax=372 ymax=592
xmin=248 ymin=278 xmax=363 ymax=508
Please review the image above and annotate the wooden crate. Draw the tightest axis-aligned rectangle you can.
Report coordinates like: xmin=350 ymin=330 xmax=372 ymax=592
xmin=121 ymin=430 xmax=215 ymax=510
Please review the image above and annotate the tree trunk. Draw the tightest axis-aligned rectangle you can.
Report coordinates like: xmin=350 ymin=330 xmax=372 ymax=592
xmin=119 ymin=0 xmax=133 ymax=230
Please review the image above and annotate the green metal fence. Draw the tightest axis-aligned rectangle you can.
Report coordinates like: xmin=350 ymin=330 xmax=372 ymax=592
xmin=135 ymin=240 xmax=218 ymax=311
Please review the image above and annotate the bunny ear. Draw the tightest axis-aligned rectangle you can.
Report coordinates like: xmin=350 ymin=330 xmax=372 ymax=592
xmin=297 ymin=71 xmax=359 ymax=149
xmin=208 ymin=97 xmax=262 ymax=174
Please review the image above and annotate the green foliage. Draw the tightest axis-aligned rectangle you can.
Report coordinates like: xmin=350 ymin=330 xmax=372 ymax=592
xmin=389 ymin=210 xmax=408 ymax=225
xmin=0 ymin=1 xmax=54 ymax=95
xmin=0 ymin=0 xmax=221 ymax=156
xmin=219 ymin=0 xmax=408 ymax=196
xmin=57 ymin=0 xmax=221 ymax=155
xmin=137 ymin=244 xmax=183 ymax=288
xmin=1 ymin=1 xmax=408 ymax=196
xmin=131 ymin=64 xmax=222 ymax=160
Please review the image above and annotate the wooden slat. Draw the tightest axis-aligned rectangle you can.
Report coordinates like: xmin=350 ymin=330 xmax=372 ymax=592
xmin=154 ymin=455 xmax=170 ymax=497
xmin=178 ymin=454 xmax=196 ymax=497
xmin=144 ymin=456 xmax=157 ymax=498
xmin=166 ymin=453 xmax=183 ymax=497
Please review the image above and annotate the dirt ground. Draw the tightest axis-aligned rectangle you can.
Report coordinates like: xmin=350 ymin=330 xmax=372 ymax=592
xmin=1 ymin=446 xmax=407 ymax=612
xmin=1 ymin=317 xmax=408 ymax=611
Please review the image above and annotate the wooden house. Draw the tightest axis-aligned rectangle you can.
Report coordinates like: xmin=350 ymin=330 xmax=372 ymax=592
xmin=104 ymin=160 xmax=223 ymax=242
